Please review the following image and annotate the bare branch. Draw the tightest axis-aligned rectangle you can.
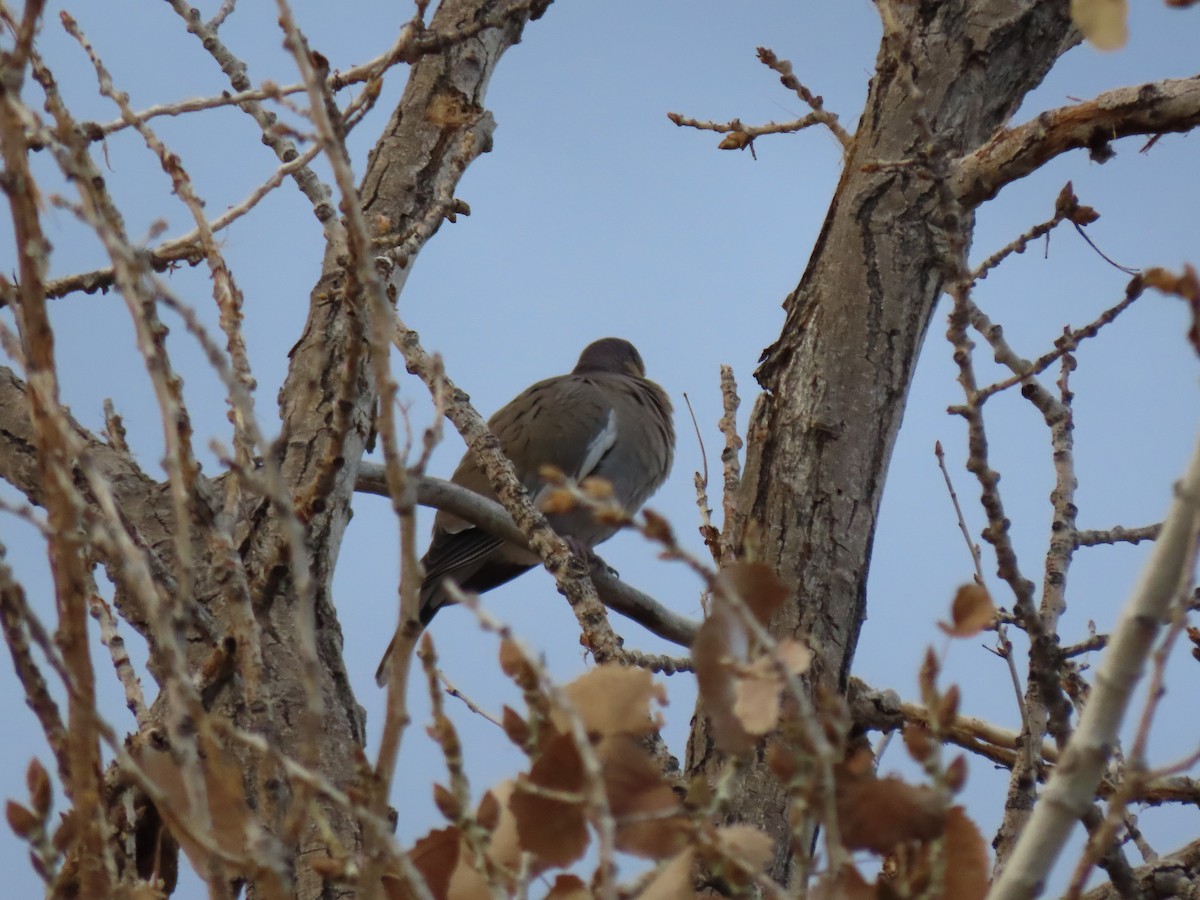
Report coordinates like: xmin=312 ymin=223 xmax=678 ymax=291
xmin=1077 ymin=523 xmax=1163 ymax=547
xmin=955 ymin=75 xmax=1200 ymax=208
xmin=991 ymin=428 xmax=1200 ymax=899
xmin=356 ymin=464 xmax=701 ymax=647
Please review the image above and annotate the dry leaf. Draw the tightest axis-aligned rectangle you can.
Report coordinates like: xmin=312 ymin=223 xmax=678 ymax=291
xmin=559 ymin=665 xmax=666 ymax=737
xmin=498 ymin=639 xmax=537 ymax=690
xmin=777 ymin=638 xmax=813 ymax=675
xmin=837 ymin=755 xmax=947 ymax=854
xmin=716 ymin=561 xmax=788 ymax=625
xmin=692 ymin=605 xmax=754 ymax=754
xmin=944 ymin=754 xmax=968 ymax=794
xmin=811 ymin=865 xmax=878 ymax=900
xmin=936 ymin=684 xmax=961 ymax=730
xmin=938 ymin=584 xmax=997 ymax=638
xmin=1070 ymin=0 xmax=1129 ymax=50
xmin=540 ymin=488 xmax=577 ymax=515
xmin=580 ymin=477 xmax=614 ymax=500
xmin=881 ymin=806 xmax=988 ymax=899
xmin=719 ymin=131 xmax=752 ymax=150
xmin=693 ymin=563 xmax=791 ymax=754
xmin=639 ymin=849 xmax=697 ymax=900
xmin=715 ymin=825 xmax=774 ymax=871
xmin=26 ymin=759 xmax=50 ymax=817
xmin=642 ymin=509 xmax=675 ymax=544
xmin=386 ymin=827 xmax=459 ymax=900
xmin=433 ymin=783 xmax=461 ymax=822
xmin=919 ymin=648 xmax=940 ymax=707
xmin=6 ymin=800 xmax=37 ymax=838
xmin=732 ymin=656 xmax=784 ymax=736
xmin=509 ymin=734 xmax=588 ymax=867
xmin=902 ymin=723 xmax=935 ymax=764
xmin=940 ymin=807 xmax=989 ymax=899
xmin=480 ymin=781 xmax=521 ymax=873
xmin=765 ymin=740 xmax=798 ymax=783
xmin=545 ymin=874 xmax=591 ymax=899
xmin=447 ymin=851 xmax=492 ymax=900
xmin=599 ymin=736 xmax=688 ymax=859
xmin=475 ymin=789 xmax=501 ymax=834
xmin=501 ymin=706 xmax=532 ymax=750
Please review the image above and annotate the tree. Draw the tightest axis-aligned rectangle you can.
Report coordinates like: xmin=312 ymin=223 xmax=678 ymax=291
xmin=2 ymin=0 xmax=1199 ymax=897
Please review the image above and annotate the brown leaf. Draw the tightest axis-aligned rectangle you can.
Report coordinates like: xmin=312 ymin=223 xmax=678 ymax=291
xmin=717 ymin=561 xmax=788 ymax=625
xmin=498 ymin=639 xmax=537 ymax=690
xmin=509 ymin=734 xmax=588 ymax=867
xmin=902 ymin=723 xmax=935 ymax=764
xmin=387 ymin=827 xmax=459 ymax=900
xmin=599 ymin=736 xmax=688 ymax=859
xmin=580 ymin=477 xmax=614 ymax=500
xmin=1070 ymin=0 xmax=1128 ymax=50
xmin=692 ymin=605 xmax=754 ymax=755
xmin=501 ymin=706 xmax=531 ymax=750
xmin=475 ymin=789 xmax=501 ymax=833
xmin=51 ymin=810 xmax=76 ymax=852
xmin=715 ymin=825 xmax=774 ymax=871
xmin=446 ymin=859 xmax=492 ymax=900
xmin=944 ymin=754 xmax=968 ymax=794
xmin=941 ymin=807 xmax=989 ymax=899
xmin=777 ymin=638 xmax=813 ymax=675
xmin=640 ymin=849 xmax=697 ymax=900
xmin=1071 ymin=203 xmax=1100 ymax=226
xmin=936 ymin=685 xmax=961 ymax=731
xmin=26 ymin=758 xmax=50 ymax=817
xmin=938 ymin=584 xmax=996 ymax=638
xmin=732 ymin=656 xmax=783 ymax=736
xmin=718 ymin=131 xmax=752 ymax=150
xmin=433 ymin=783 xmax=461 ymax=822
xmin=881 ymin=806 xmax=988 ymax=899
xmin=480 ymin=781 xmax=522 ymax=873
xmin=539 ymin=464 xmax=568 ymax=485
xmin=540 ymin=488 xmax=578 ymax=515
xmin=406 ymin=784 xmax=522 ymax=900
xmin=692 ymin=564 xmax=791 ymax=754
xmin=560 ymin=665 xmax=666 ymax=737
xmin=310 ymin=857 xmax=348 ymax=881
xmin=919 ymin=648 xmax=939 ymax=706
xmin=642 ymin=509 xmax=675 ymax=544
xmin=6 ymin=800 xmax=37 ymax=838
xmin=811 ymin=865 xmax=878 ymax=900
xmin=765 ymin=740 xmax=798 ymax=783
xmin=545 ymin=874 xmax=591 ymax=899
xmin=837 ymin=758 xmax=947 ymax=853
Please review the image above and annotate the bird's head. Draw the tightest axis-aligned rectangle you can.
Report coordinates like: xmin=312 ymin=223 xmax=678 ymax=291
xmin=573 ymin=337 xmax=647 ymax=378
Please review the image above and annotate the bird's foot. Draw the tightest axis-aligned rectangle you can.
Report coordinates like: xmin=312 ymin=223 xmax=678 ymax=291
xmin=564 ymin=536 xmax=619 ymax=580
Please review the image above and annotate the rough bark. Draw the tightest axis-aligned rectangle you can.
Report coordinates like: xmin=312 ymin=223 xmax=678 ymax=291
xmin=0 ymin=2 xmax=548 ymax=897
xmin=684 ymin=0 xmax=1078 ymax=884
xmin=197 ymin=4 xmax=548 ymax=895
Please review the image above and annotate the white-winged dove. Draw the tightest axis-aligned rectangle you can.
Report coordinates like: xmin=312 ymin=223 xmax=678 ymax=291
xmin=375 ymin=338 xmax=674 ymax=686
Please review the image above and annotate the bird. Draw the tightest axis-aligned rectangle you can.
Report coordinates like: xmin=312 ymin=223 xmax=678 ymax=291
xmin=375 ymin=337 xmax=674 ymax=686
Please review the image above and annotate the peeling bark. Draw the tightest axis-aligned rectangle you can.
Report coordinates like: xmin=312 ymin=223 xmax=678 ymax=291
xmin=685 ymin=0 xmax=1077 ymax=883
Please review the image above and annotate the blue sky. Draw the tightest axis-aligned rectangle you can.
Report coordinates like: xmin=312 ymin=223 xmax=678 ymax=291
xmin=1 ymin=1 xmax=1198 ymax=895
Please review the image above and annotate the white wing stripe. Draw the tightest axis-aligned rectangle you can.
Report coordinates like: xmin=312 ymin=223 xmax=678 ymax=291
xmin=576 ymin=408 xmax=618 ymax=480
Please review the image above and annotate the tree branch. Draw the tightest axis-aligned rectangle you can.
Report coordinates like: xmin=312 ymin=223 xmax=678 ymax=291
xmin=355 ymin=463 xmax=700 ymax=648
xmin=1080 ymin=838 xmax=1200 ymax=900
xmin=955 ymin=75 xmax=1200 ymax=208
xmin=990 ymin=426 xmax=1200 ymax=899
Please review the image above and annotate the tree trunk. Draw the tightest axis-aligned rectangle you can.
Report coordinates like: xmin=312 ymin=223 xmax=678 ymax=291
xmin=685 ymin=0 xmax=1077 ymax=884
